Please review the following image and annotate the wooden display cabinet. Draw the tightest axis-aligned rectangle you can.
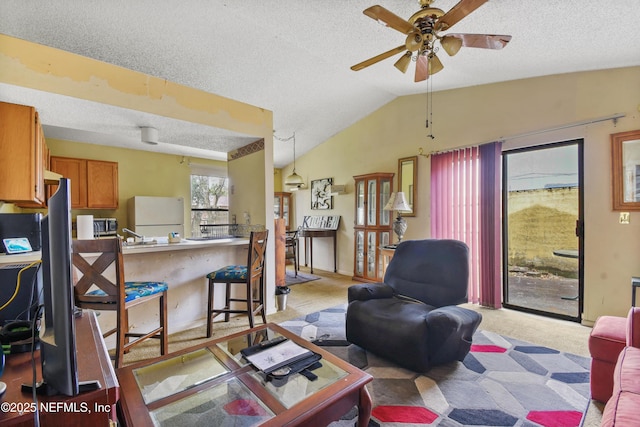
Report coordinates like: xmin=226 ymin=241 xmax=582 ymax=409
xmin=353 ymin=172 xmax=394 ymax=282
xmin=274 ymin=191 xmax=292 ymax=230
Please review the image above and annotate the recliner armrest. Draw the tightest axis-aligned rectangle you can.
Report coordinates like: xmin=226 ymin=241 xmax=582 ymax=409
xmin=348 ymin=282 xmax=394 ymax=302
xmin=425 ymin=306 xmax=483 ymax=365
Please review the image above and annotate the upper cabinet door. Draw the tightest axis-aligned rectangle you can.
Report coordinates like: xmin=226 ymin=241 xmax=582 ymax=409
xmin=355 ymin=180 xmax=365 ymax=226
xmin=50 ymin=157 xmax=88 ymax=208
xmin=0 ymin=102 xmax=45 ymax=204
xmin=50 ymin=156 xmax=119 ymax=209
xmin=87 ymin=160 xmax=119 ymax=209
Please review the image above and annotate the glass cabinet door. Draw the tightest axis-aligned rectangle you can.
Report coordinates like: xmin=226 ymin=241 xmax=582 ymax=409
xmin=355 ymin=230 xmax=364 ymax=276
xmin=380 ymin=177 xmax=392 ymax=226
xmin=356 ymin=180 xmax=365 ymax=226
xmin=367 ymin=179 xmax=377 ymax=226
xmin=282 ymin=196 xmax=289 ymax=228
xmin=366 ymin=231 xmax=377 ymax=277
xmin=274 ymin=196 xmax=281 ymax=219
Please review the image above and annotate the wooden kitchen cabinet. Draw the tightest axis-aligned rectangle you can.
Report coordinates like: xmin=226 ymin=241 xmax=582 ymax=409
xmin=50 ymin=156 xmax=119 ymax=209
xmin=0 ymin=101 xmax=46 ymax=204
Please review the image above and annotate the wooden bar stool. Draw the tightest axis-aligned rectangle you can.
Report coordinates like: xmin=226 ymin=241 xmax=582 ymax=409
xmin=206 ymin=230 xmax=268 ymax=337
xmin=285 ymin=228 xmax=299 ymax=277
xmin=72 ymin=238 xmax=168 ymax=368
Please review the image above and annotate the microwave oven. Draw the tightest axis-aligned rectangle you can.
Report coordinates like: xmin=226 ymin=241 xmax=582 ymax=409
xmin=94 ymin=218 xmax=118 ymax=237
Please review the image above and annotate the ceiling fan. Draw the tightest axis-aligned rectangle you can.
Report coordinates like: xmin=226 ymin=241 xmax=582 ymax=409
xmin=351 ymin=0 xmax=512 ymax=82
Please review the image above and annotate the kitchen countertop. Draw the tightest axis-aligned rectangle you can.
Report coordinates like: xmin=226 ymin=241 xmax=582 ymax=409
xmin=0 ymin=237 xmax=249 ymax=266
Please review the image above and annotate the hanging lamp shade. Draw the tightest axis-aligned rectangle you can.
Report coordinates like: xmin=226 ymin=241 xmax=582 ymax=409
xmin=284 ymin=131 xmax=305 ymax=189
xmin=285 ymin=170 xmax=304 ymax=186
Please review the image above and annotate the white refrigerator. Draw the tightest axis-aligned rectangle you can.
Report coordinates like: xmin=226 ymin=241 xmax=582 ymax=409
xmin=128 ymin=196 xmax=185 ymax=237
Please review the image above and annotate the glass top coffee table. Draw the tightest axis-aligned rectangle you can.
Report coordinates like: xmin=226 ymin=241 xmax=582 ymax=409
xmin=116 ymin=323 xmax=372 ymax=426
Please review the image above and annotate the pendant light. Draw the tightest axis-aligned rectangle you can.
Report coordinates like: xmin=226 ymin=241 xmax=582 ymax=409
xmin=281 ymin=132 xmax=305 ymax=189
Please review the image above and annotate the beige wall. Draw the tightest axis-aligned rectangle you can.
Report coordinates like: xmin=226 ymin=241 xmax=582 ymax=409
xmin=283 ymin=66 xmax=640 ymax=324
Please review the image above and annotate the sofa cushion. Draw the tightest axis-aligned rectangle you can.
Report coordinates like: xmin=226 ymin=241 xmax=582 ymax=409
xmin=627 ymin=307 xmax=640 ymax=348
xmin=614 ymin=345 xmax=640 ymax=394
xmin=601 ymin=346 xmax=640 ymax=427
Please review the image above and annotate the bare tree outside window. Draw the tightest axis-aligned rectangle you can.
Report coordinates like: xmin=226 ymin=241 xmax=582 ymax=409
xmin=191 ymin=174 xmax=229 ymax=236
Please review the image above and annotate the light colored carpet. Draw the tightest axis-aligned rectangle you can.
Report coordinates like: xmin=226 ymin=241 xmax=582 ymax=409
xmin=119 ymin=266 xmax=603 ymax=426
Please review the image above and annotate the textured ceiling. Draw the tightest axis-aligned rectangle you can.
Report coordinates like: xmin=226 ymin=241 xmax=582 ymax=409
xmin=1 ymin=0 xmax=639 ymax=167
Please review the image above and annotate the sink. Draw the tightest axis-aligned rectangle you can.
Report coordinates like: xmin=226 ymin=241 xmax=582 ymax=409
xmin=123 ymin=239 xmax=158 ymax=246
xmin=186 ymin=236 xmax=234 ymax=241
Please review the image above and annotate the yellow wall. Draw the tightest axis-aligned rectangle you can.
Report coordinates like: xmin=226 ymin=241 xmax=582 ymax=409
xmin=282 ymin=66 xmax=640 ymax=324
xmin=41 ymin=138 xmax=225 ymax=234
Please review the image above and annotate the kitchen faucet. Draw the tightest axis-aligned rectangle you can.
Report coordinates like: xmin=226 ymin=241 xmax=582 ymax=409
xmin=122 ymin=228 xmax=144 ymax=239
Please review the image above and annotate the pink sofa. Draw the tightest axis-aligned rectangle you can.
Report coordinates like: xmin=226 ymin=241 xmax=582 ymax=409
xmin=600 ymin=307 xmax=640 ymax=427
xmin=589 ymin=314 xmax=627 ymax=402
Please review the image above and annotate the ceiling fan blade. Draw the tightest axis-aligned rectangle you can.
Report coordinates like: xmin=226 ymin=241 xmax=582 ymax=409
xmin=414 ymin=55 xmax=429 ymax=82
xmin=437 ymin=0 xmax=488 ymax=31
xmin=364 ymin=5 xmax=415 ymax=35
xmin=446 ymin=33 xmax=512 ymax=49
xmin=351 ymin=45 xmax=406 ymax=71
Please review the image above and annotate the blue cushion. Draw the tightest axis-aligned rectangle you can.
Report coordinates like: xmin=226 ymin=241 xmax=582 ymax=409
xmin=86 ymin=281 xmax=168 ymax=303
xmin=207 ymin=265 xmax=247 ymax=281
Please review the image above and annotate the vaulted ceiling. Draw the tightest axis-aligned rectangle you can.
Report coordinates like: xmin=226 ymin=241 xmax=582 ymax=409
xmin=1 ymin=0 xmax=639 ymax=167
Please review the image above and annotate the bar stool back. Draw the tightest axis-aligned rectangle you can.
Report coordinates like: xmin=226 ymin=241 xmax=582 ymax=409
xmin=72 ymin=238 xmax=168 ymax=368
xmin=206 ymin=230 xmax=269 ymax=337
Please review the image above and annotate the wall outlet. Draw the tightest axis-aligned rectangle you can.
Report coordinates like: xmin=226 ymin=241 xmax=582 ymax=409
xmin=620 ymin=212 xmax=630 ymax=224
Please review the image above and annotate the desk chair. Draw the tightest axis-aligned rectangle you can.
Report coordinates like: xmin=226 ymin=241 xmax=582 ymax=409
xmin=285 ymin=228 xmax=299 ymax=277
xmin=206 ymin=230 xmax=268 ymax=338
xmin=72 ymin=238 xmax=168 ymax=368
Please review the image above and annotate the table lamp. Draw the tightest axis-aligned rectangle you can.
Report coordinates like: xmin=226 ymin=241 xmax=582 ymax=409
xmin=383 ymin=192 xmax=412 ymax=244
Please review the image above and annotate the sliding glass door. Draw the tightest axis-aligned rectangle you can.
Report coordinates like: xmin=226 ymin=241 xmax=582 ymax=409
xmin=502 ymin=140 xmax=583 ymax=321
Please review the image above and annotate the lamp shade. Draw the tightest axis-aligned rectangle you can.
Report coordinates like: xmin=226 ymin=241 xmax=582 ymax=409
xmin=386 ymin=191 xmax=412 ymax=212
xmin=441 ymin=35 xmax=463 ymax=56
xmin=383 ymin=192 xmax=396 ymax=211
xmin=394 ymin=52 xmax=412 ymax=73
xmin=285 ymin=170 xmax=304 ymax=186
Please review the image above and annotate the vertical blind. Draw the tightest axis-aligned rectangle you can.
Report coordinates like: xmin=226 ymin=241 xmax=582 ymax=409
xmin=430 ymin=142 xmax=502 ymax=307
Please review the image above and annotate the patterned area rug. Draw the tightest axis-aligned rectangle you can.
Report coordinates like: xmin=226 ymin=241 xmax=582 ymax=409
xmin=280 ymin=304 xmax=591 ymax=427
xmin=285 ymin=271 xmax=321 ymax=286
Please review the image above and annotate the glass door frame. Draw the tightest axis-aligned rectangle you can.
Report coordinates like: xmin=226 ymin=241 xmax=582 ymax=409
xmin=501 ymin=139 xmax=584 ymax=322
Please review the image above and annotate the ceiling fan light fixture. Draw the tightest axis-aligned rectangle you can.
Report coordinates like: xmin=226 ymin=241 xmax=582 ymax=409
xmin=394 ymin=52 xmax=412 ymax=73
xmin=428 ymin=53 xmax=444 ymax=75
xmin=441 ymin=35 xmax=463 ymax=56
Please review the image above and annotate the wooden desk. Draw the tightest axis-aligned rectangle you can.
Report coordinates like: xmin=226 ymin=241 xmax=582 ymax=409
xmin=0 ymin=311 xmax=119 ymax=427
xmin=299 ymin=228 xmax=337 ymax=274
xmin=116 ymin=323 xmax=372 ymax=427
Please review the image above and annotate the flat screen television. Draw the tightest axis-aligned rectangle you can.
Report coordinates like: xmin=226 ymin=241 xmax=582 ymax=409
xmin=32 ymin=178 xmax=79 ymax=396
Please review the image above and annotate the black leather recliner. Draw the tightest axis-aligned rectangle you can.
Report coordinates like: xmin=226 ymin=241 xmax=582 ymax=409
xmin=346 ymin=239 xmax=482 ymax=373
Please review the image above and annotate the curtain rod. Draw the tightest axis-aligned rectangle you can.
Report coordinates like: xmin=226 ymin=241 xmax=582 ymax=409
xmin=419 ymin=112 xmax=627 ymax=158
xmin=500 ymin=112 xmax=626 ymax=142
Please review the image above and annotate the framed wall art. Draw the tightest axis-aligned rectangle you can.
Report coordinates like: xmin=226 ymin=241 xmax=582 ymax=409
xmin=311 ymin=178 xmax=333 ymax=210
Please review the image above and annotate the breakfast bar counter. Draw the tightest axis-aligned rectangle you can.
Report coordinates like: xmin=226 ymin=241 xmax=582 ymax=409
xmin=1 ymin=237 xmax=252 ymax=348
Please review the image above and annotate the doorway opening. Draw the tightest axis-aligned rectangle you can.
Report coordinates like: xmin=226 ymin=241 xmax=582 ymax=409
xmin=502 ymin=140 xmax=584 ymax=321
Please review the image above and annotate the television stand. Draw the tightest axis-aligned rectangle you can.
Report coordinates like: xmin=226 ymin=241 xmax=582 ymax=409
xmin=22 ymin=379 xmax=102 ymax=396
xmin=1 ymin=311 xmax=118 ymax=425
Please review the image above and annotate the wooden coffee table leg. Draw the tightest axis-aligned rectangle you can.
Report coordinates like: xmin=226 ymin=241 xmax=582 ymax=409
xmin=357 ymin=385 xmax=372 ymax=427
